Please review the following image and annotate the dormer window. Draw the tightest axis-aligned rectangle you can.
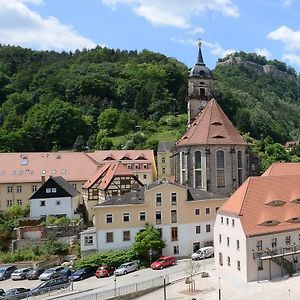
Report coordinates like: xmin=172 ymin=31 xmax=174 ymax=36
xmin=265 ymin=200 xmax=286 ymax=206
xmin=292 ymin=198 xmax=300 ymax=204
xmin=213 ymin=135 xmax=225 ymax=139
xmin=211 ymin=121 xmax=223 ymax=126
xmin=287 ymin=217 xmax=300 ymax=223
xmin=259 ymin=220 xmax=280 ymax=226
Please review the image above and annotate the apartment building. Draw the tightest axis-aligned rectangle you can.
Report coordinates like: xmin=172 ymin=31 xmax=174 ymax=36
xmin=0 ymin=150 xmax=156 ymax=214
xmin=214 ymin=164 xmax=300 ymax=282
xmin=80 ymin=181 xmax=226 ymax=256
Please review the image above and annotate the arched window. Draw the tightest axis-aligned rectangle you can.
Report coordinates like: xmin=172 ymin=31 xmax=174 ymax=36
xmin=237 ymin=150 xmax=243 ymax=187
xmin=194 ymin=151 xmax=202 ymax=188
xmin=180 ymin=151 xmax=186 ymax=184
xmin=216 ymin=150 xmax=225 ymax=188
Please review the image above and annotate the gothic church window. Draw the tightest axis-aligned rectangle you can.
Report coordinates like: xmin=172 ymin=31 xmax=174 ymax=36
xmin=194 ymin=150 xmax=202 ymax=188
xmin=216 ymin=150 xmax=225 ymax=188
xmin=237 ymin=150 xmax=243 ymax=187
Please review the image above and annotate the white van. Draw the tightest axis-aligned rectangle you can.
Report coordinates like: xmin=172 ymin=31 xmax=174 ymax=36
xmin=191 ymin=246 xmax=214 ymax=260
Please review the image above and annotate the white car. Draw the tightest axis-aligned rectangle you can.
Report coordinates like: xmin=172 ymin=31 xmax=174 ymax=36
xmin=191 ymin=246 xmax=214 ymax=260
xmin=10 ymin=268 xmax=32 ymax=280
xmin=114 ymin=262 xmax=139 ymax=276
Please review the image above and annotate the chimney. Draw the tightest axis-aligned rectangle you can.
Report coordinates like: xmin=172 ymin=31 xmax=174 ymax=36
xmin=41 ymin=175 xmax=46 ymax=183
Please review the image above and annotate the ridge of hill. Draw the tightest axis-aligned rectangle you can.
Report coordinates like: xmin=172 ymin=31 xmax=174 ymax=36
xmin=0 ymin=45 xmax=300 ymax=166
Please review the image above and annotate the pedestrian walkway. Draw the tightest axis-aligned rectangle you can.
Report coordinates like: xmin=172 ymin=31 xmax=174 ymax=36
xmin=136 ymin=267 xmax=300 ymax=300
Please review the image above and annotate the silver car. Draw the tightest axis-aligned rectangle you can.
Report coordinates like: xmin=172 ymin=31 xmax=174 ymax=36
xmin=39 ymin=266 xmax=65 ymax=281
xmin=114 ymin=262 xmax=139 ymax=276
xmin=11 ymin=268 xmax=32 ymax=280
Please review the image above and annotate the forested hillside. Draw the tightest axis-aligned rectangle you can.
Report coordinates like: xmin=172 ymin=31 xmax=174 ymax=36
xmin=1 ymin=46 xmax=300 ymax=170
xmin=0 ymin=45 xmax=187 ymax=152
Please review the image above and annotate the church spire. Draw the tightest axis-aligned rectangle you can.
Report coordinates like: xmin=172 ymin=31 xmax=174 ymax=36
xmin=196 ymin=39 xmax=205 ymax=66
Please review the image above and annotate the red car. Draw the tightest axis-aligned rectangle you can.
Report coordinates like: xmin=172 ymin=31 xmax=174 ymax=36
xmin=95 ymin=266 xmax=115 ymax=278
xmin=151 ymin=256 xmax=177 ymax=270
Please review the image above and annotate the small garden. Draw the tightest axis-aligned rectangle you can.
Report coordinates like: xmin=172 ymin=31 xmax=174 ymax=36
xmin=0 ymin=239 xmax=69 ymax=264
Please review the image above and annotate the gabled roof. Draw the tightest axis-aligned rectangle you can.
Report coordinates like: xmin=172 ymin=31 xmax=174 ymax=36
xmin=157 ymin=142 xmax=175 ymax=152
xmin=30 ymin=176 xmax=79 ymax=199
xmin=175 ymin=99 xmax=247 ymax=147
xmin=219 ymin=176 xmax=300 ymax=237
xmin=83 ymin=162 xmax=143 ymax=191
xmin=262 ymin=162 xmax=300 ymax=176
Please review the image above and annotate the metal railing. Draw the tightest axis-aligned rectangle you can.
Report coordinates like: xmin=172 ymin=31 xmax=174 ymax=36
xmin=67 ymin=275 xmax=168 ymax=300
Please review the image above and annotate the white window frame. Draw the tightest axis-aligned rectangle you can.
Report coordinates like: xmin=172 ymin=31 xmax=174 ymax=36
xmin=84 ymin=235 xmax=94 ymax=246
xmin=139 ymin=212 xmax=146 ymax=221
xmin=170 ymin=192 xmax=177 ymax=206
xmin=106 ymin=213 xmax=113 ymax=224
xmin=123 ymin=212 xmax=130 ymax=223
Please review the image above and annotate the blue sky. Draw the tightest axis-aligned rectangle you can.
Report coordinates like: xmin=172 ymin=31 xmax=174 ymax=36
xmin=2 ymin=0 xmax=300 ymax=71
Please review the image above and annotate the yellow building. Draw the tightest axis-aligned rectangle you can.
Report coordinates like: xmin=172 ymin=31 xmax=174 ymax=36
xmin=157 ymin=142 xmax=175 ymax=181
xmin=80 ymin=181 xmax=226 ymax=257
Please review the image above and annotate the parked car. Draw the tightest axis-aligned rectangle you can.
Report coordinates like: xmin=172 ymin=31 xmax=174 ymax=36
xmin=151 ymin=256 xmax=177 ymax=270
xmin=0 ymin=266 xmax=17 ymax=281
xmin=2 ymin=288 xmax=31 ymax=299
xmin=10 ymin=268 xmax=32 ymax=280
xmin=39 ymin=266 xmax=65 ymax=281
xmin=114 ymin=262 xmax=139 ymax=276
xmin=60 ymin=268 xmax=73 ymax=279
xmin=0 ymin=289 xmax=4 ymax=297
xmin=95 ymin=266 xmax=115 ymax=278
xmin=69 ymin=267 xmax=95 ymax=281
xmin=31 ymin=277 xmax=70 ymax=296
xmin=26 ymin=268 xmax=45 ymax=280
xmin=191 ymin=246 xmax=214 ymax=260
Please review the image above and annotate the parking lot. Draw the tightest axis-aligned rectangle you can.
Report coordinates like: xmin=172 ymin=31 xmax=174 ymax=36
xmin=0 ymin=259 xmax=195 ymax=298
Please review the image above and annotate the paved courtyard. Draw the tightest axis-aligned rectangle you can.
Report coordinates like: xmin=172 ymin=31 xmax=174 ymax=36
xmin=137 ymin=262 xmax=299 ymax=300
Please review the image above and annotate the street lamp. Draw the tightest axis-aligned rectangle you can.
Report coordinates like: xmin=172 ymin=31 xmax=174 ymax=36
xmin=163 ymin=273 xmax=167 ymax=300
xmin=114 ymin=273 xmax=117 ymax=297
xmin=218 ymin=277 xmax=221 ymax=300
xmin=148 ymin=248 xmax=153 ymax=266
xmin=288 ymin=289 xmax=291 ymax=300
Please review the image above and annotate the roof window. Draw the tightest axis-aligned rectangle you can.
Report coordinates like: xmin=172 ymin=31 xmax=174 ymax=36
xmin=259 ymin=220 xmax=280 ymax=226
xmin=265 ymin=200 xmax=286 ymax=206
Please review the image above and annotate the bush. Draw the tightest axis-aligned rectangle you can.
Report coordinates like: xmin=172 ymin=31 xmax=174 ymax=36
xmin=75 ymin=249 xmax=135 ymax=269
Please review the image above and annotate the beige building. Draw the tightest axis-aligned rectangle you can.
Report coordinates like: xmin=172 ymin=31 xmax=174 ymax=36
xmin=157 ymin=142 xmax=175 ymax=181
xmin=80 ymin=181 xmax=226 ymax=256
xmin=214 ymin=163 xmax=300 ymax=282
xmin=0 ymin=150 xmax=156 ymax=215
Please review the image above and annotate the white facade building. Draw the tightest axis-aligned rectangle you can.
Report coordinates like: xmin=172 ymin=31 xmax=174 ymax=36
xmin=215 ymin=172 xmax=300 ymax=282
xmin=29 ymin=176 xmax=80 ymax=219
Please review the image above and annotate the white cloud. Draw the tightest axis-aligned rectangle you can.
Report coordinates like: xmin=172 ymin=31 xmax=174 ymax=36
xmin=188 ymin=26 xmax=205 ymax=36
xmin=0 ymin=0 xmax=97 ymax=51
xmin=102 ymin=0 xmax=240 ymax=29
xmin=282 ymin=53 xmax=300 ymax=65
xmin=170 ymin=37 xmax=235 ymax=58
xmin=18 ymin=0 xmax=44 ymax=4
xmin=282 ymin=0 xmax=293 ymax=6
xmin=170 ymin=37 xmax=197 ymax=47
xmin=267 ymin=25 xmax=300 ymax=51
xmin=204 ymin=41 xmax=235 ymax=58
xmin=254 ymin=48 xmax=272 ymax=59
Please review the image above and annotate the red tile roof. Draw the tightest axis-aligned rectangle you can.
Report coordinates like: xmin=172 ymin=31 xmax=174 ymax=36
xmin=83 ymin=162 xmax=142 ymax=190
xmin=175 ymin=99 xmax=247 ymax=147
xmin=262 ymin=162 xmax=300 ymax=176
xmin=86 ymin=150 xmax=154 ymax=163
xmin=219 ymin=176 xmax=300 ymax=237
xmin=0 ymin=152 xmax=99 ymax=183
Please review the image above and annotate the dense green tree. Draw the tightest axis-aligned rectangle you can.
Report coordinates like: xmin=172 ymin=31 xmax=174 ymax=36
xmin=132 ymin=224 xmax=165 ymax=263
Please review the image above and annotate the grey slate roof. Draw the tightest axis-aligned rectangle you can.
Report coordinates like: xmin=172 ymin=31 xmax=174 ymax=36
xmin=157 ymin=141 xmax=175 ymax=152
xmin=187 ymin=188 xmax=226 ymax=201
xmin=51 ymin=176 xmax=79 ymax=197
xmin=95 ymin=189 xmax=145 ymax=207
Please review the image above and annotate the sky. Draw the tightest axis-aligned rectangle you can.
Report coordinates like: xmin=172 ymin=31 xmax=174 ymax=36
xmin=1 ymin=0 xmax=300 ymax=71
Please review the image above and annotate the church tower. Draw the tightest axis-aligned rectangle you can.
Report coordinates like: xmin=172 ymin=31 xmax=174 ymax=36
xmin=188 ymin=40 xmax=213 ymax=123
